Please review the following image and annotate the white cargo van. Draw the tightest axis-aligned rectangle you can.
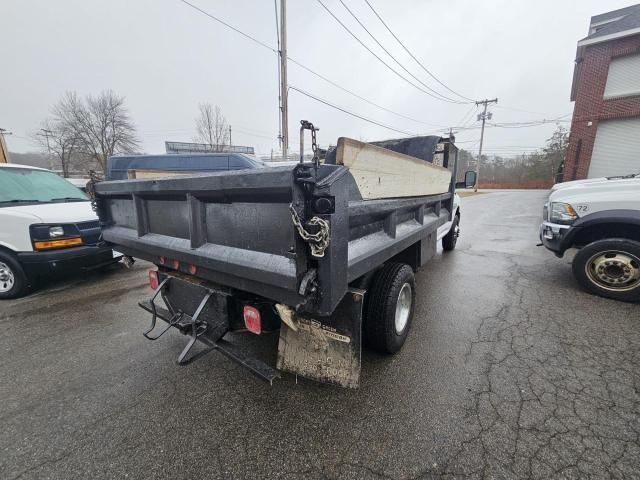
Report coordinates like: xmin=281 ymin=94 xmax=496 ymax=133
xmin=0 ymin=163 xmax=118 ymax=299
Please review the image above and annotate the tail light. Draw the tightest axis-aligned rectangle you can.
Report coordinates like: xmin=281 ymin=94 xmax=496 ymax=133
xmin=172 ymin=259 xmax=180 ymax=269
xmin=149 ymin=270 xmax=159 ymax=290
xmin=188 ymin=264 xmax=197 ymax=275
xmin=159 ymin=256 xmax=166 ymax=265
xmin=243 ymin=306 xmax=262 ymax=335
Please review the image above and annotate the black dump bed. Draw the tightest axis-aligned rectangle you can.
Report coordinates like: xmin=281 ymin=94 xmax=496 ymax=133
xmin=94 ymin=139 xmax=457 ymax=317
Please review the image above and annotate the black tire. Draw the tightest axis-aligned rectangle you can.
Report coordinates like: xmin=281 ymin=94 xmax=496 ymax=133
xmin=364 ymin=263 xmax=415 ymax=354
xmin=0 ymin=251 xmax=29 ymax=300
xmin=442 ymin=214 xmax=460 ymax=251
xmin=572 ymin=238 xmax=640 ymax=303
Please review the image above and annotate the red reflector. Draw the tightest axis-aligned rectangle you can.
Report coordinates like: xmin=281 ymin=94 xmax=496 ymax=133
xmin=172 ymin=259 xmax=180 ymax=269
xmin=148 ymin=270 xmax=159 ymax=290
xmin=188 ymin=264 xmax=197 ymax=275
xmin=159 ymin=256 xmax=166 ymax=265
xmin=243 ymin=306 xmax=261 ymax=335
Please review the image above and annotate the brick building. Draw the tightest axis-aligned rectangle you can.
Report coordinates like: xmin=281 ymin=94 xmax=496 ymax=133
xmin=564 ymin=4 xmax=640 ymax=181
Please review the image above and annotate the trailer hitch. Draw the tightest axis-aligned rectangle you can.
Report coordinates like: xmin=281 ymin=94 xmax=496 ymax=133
xmin=141 ymin=276 xmax=214 ymax=365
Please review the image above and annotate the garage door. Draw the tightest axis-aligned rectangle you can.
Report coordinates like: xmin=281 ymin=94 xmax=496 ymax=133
xmin=588 ymin=117 xmax=640 ymax=178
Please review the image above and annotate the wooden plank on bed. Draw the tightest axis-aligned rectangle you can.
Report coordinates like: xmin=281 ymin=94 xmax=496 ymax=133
xmin=335 ymin=137 xmax=452 ymax=199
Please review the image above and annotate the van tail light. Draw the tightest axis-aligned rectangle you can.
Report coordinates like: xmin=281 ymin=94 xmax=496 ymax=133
xmin=243 ymin=306 xmax=262 ymax=335
xmin=159 ymin=256 xmax=166 ymax=265
xmin=188 ymin=264 xmax=197 ymax=275
xmin=149 ymin=270 xmax=159 ymax=290
xmin=172 ymin=259 xmax=180 ymax=269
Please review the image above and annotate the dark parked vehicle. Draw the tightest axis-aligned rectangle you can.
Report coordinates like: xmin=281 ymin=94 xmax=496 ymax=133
xmin=106 ymin=153 xmax=265 ymax=180
xmin=94 ymin=131 xmax=475 ymax=387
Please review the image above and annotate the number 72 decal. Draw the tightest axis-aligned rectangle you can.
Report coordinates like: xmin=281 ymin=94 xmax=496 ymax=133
xmin=575 ymin=205 xmax=588 ymax=213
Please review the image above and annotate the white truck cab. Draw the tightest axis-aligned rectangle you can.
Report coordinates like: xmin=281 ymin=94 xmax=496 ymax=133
xmin=0 ymin=163 xmax=117 ymax=298
xmin=540 ymin=174 xmax=640 ymax=301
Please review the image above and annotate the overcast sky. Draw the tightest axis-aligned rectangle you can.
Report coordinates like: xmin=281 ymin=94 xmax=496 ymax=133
xmin=2 ymin=0 xmax=638 ymax=158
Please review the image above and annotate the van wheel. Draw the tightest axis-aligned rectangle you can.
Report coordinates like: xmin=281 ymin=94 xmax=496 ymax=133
xmin=0 ymin=252 xmax=28 ymax=299
xmin=442 ymin=214 xmax=460 ymax=251
xmin=572 ymin=238 xmax=640 ymax=303
xmin=364 ymin=263 xmax=415 ymax=354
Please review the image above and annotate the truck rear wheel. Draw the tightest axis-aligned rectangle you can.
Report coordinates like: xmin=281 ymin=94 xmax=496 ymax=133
xmin=364 ymin=263 xmax=415 ymax=354
xmin=0 ymin=251 xmax=28 ymax=300
xmin=572 ymin=238 xmax=640 ymax=303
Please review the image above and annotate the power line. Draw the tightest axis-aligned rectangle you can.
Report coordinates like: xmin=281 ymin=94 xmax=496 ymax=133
xmin=454 ymin=104 xmax=478 ymax=128
xmin=363 ymin=0 xmax=475 ymax=103
xmin=290 ymin=86 xmax=416 ymax=136
xmin=336 ymin=0 xmax=466 ymax=104
xmin=178 ymin=2 xmax=563 ymax=143
xmin=288 ymin=58 xmax=446 ymax=127
xmin=179 ymin=0 xmax=276 ymax=52
xmin=442 ymin=116 xmax=570 ymax=132
xmin=315 ymin=0 xmax=471 ymax=105
xmin=178 ymin=0 xmax=450 ymax=130
xmin=488 ymin=119 xmax=570 ymax=129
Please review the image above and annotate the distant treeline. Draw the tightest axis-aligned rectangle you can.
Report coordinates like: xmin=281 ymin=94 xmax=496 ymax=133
xmin=456 ymin=125 xmax=568 ymax=189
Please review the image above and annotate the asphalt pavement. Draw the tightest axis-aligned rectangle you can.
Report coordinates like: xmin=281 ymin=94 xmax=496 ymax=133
xmin=1 ymin=190 xmax=639 ymax=480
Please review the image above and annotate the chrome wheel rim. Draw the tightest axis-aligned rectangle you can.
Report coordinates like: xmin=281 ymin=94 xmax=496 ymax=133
xmin=0 ymin=261 xmax=15 ymax=293
xmin=394 ymin=282 xmax=412 ymax=334
xmin=585 ymin=250 xmax=640 ymax=292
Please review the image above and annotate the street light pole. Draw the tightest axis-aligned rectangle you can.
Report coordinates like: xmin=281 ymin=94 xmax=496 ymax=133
xmin=40 ymin=128 xmax=54 ymax=170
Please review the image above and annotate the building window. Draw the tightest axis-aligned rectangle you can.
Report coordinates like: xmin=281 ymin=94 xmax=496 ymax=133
xmin=604 ymin=53 xmax=640 ymax=99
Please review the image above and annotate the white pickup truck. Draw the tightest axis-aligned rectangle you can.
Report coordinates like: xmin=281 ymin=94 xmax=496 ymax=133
xmin=540 ymin=174 xmax=640 ymax=302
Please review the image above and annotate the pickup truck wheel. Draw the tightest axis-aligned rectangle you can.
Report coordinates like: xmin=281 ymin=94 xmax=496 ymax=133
xmin=364 ymin=263 xmax=415 ymax=354
xmin=442 ymin=214 xmax=460 ymax=251
xmin=572 ymin=239 xmax=640 ymax=302
xmin=0 ymin=252 xmax=28 ymax=300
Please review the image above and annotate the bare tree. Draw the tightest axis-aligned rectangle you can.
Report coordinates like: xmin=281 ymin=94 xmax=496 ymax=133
xmin=32 ymin=120 xmax=80 ymax=177
xmin=51 ymin=91 xmax=140 ymax=173
xmin=195 ymin=103 xmax=229 ymax=151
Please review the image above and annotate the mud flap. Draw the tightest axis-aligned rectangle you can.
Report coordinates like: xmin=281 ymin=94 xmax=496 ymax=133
xmin=276 ymin=288 xmax=365 ymax=388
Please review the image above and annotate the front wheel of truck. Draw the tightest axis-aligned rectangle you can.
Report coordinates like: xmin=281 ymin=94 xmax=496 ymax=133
xmin=572 ymin=238 xmax=640 ymax=303
xmin=364 ymin=263 xmax=415 ymax=354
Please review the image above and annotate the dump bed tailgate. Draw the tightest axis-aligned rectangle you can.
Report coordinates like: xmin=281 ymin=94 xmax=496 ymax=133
xmin=96 ymin=166 xmax=310 ymax=307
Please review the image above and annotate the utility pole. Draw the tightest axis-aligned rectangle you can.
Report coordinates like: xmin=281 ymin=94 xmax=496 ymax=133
xmin=40 ymin=128 xmax=54 ymax=170
xmin=228 ymin=125 xmax=232 ymax=148
xmin=474 ymin=98 xmax=498 ymax=192
xmin=279 ymin=0 xmax=289 ymax=160
xmin=0 ymin=128 xmax=11 ymax=163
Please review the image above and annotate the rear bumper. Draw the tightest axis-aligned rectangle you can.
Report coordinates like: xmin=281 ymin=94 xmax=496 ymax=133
xmin=17 ymin=245 xmax=118 ymax=277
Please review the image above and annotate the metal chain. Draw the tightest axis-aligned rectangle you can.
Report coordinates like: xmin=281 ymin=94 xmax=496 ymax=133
xmin=289 ymin=204 xmax=330 ymax=258
xmin=310 ymin=126 xmax=319 ymax=167
xmin=300 ymin=120 xmax=320 ymax=168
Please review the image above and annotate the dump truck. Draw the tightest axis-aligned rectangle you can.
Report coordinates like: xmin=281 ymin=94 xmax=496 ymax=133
xmin=93 ymin=123 xmax=476 ymax=387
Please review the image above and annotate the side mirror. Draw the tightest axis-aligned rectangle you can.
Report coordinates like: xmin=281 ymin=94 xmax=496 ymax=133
xmin=455 ymin=170 xmax=477 ymax=189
